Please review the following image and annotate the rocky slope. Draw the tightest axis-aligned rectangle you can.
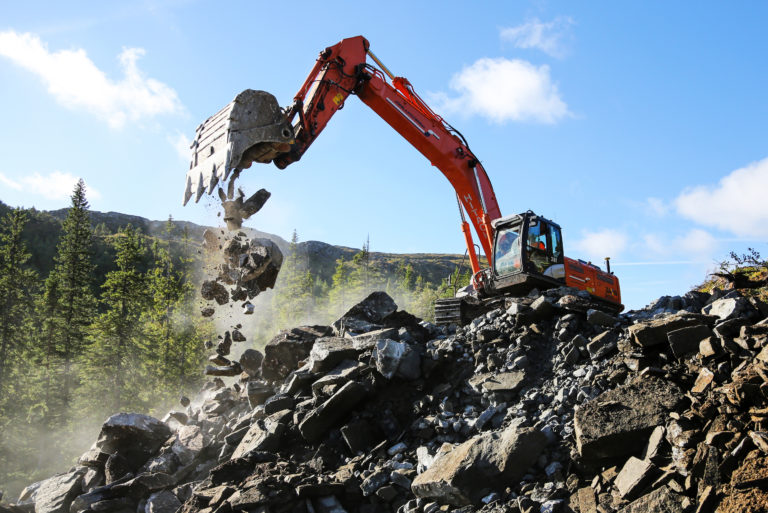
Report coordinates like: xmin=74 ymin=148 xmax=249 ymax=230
xmin=4 ymin=285 xmax=768 ymax=513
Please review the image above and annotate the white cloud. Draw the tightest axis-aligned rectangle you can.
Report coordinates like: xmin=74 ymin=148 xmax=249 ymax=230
xmin=676 ymin=229 xmax=717 ymax=257
xmin=0 ymin=30 xmax=182 ymax=128
xmin=0 ymin=171 xmax=100 ymax=201
xmin=645 ymin=197 xmax=668 ymax=217
xmin=570 ymin=228 xmax=628 ymax=263
xmin=675 ymin=156 xmax=768 ymax=238
xmin=435 ymin=58 xmax=569 ymax=124
xmin=501 ymin=17 xmax=575 ymax=58
xmin=170 ymin=132 xmax=191 ymax=162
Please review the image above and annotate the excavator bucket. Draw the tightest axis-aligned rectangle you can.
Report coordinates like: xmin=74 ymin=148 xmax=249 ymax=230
xmin=183 ymin=89 xmax=294 ymax=205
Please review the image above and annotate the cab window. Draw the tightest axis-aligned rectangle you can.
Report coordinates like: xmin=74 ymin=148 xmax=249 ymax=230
xmin=494 ymin=226 xmax=521 ymax=275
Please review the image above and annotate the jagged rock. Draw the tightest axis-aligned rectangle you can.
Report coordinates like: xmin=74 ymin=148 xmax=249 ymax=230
xmin=332 ymin=291 xmax=398 ymax=335
xmin=204 ymin=362 xmax=241 ymax=377
xmin=105 ymin=453 xmax=133 ymax=483
xmin=586 ymin=309 xmax=618 ymax=328
xmin=614 ymin=457 xmax=658 ymax=500
xmin=261 ymin=326 xmax=332 ymax=380
xmin=309 ymin=337 xmax=363 ymax=373
xmin=171 ymin=425 xmax=205 ymax=465
xmin=468 ymin=371 xmax=525 ymax=400
xmin=310 ymin=360 xmax=365 ymax=395
xmin=299 ymin=381 xmax=367 ymax=442
xmin=201 ymin=280 xmax=229 ymax=305
xmin=144 ymin=490 xmax=181 ymax=513
xmin=667 ymin=324 xmax=712 ymax=358
xmin=33 ymin=469 xmax=84 ymax=513
xmin=702 ymin=296 xmax=753 ymax=321
xmin=411 ymin=418 xmax=547 ymax=506
xmin=587 ymin=330 xmax=618 ymax=359
xmin=263 ymin=393 xmax=294 ymax=414
xmin=627 ymin=313 xmax=715 ymax=348
xmin=96 ymin=413 xmax=172 ymax=470
xmin=574 ymin=376 xmax=682 ymax=460
xmin=373 ymin=339 xmax=420 ymax=380
xmin=245 ymin=381 xmax=273 ymax=408
xmin=616 ymin=485 xmax=685 ymax=513
xmin=231 ymin=409 xmax=291 ymax=459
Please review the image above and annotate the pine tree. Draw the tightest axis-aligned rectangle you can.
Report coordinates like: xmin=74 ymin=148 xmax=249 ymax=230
xmin=47 ymin=179 xmax=96 ymax=403
xmin=0 ymin=208 xmax=38 ymax=400
xmin=84 ymin=226 xmax=149 ymax=411
xmin=328 ymin=257 xmax=349 ymax=314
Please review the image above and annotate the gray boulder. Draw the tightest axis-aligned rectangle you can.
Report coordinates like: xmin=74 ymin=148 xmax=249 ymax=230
xmin=33 ymin=469 xmax=84 ymax=513
xmin=411 ymin=419 xmax=547 ymax=505
xmin=574 ymin=376 xmax=682 ymax=460
xmin=96 ymin=413 xmax=172 ymax=469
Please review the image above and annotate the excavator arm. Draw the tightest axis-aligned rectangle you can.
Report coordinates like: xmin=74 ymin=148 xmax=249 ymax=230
xmin=184 ymin=36 xmax=501 ymax=275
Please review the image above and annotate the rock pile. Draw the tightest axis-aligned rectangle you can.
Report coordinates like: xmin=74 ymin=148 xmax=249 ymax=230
xmin=5 ymin=286 xmax=768 ymax=513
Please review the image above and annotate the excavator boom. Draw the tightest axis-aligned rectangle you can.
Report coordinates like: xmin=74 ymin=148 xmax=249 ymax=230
xmin=184 ymin=36 xmax=499 ymax=276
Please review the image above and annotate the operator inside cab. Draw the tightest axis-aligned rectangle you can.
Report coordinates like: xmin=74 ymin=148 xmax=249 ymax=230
xmin=494 ymin=227 xmax=521 ymax=275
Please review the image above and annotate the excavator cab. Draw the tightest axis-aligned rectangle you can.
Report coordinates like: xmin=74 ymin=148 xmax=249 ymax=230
xmin=486 ymin=212 xmax=566 ymax=295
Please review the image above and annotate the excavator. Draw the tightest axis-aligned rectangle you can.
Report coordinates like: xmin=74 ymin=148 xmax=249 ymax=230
xmin=183 ymin=36 xmax=622 ymax=324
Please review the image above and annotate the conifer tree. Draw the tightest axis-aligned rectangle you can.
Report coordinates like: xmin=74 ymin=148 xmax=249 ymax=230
xmin=84 ymin=226 xmax=149 ymax=411
xmin=0 ymin=208 xmax=38 ymax=399
xmin=47 ymin=179 xmax=96 ymax=402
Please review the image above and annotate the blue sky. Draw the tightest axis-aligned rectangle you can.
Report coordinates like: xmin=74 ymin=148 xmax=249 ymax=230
xmin=1 ymin=1 xmax=767 ymax=310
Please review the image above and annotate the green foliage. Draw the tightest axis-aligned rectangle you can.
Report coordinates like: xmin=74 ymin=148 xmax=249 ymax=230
xmin=0 ymin=209 xmax=38 ymax=399
xmin=0 ymin=198 xmax=211 ymax=497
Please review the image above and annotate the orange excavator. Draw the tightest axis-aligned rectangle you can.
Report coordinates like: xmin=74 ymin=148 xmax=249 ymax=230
xmin=183 ymin=36 xmax=622 ymax=324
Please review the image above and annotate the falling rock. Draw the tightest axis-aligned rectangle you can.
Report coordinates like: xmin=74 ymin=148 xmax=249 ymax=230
xmin=144 ymin=490 xmax=181 ymax=513
xmin=201 ymin=280 xmax=229 ymax=305
xmin=204 ymin=363 xmax=242 ymax=377
xmin=574 ymin=376 xmax=682 ymax=460
xmin=33 ymin=469 xmax=85 ymax=513
xmin=95 ymin=413 xmax=172 ymax=469
xmin=299 ymin=381 xmax=367 ymax=442
xmin=238 ymin=349 xmax=264 ymax=377
xmin=261 ymin=326 xmax=332 ymax=380
xmin=411 ymin=418 xmax=547 ymax=506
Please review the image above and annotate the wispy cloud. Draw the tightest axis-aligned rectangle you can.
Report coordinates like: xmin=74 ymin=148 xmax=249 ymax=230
xmin=433 ymin=58 xmax=570 ymax=124
xmin=500 ymin=17 xmax=575 ymax=58
xmin=169 ymin=132 xmax=191 ymax=162
xmin=645 ymin=197 xmax=668 ymax=217
xmin=0 ymin=171 xmax=100 ymax=201
xmin=0 ymin=30 xmax=183 ymax=128
xmin=675 ymin=156 xmax=768 ymax=238
xmin=570 ymin=228 xmax=628 ymax=262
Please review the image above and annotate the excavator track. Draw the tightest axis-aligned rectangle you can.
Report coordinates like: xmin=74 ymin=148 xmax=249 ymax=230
xmin=434 ymin=298 xmax=465 ymax=326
